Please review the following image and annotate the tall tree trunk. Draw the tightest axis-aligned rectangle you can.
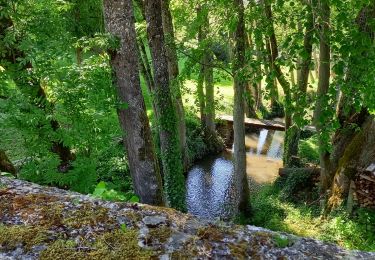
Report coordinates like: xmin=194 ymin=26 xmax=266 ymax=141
xmin=244 ymin=33 xmax=258 ymax=118
xmin=313 ymin=0 xmax=331 ymax=192
xmin=233 ymin=0 xmax=251 ymax=216
xmin=103 ymin=0 xmax=164 ymax=206
xmin=161 ymin=0 xmax=189 ymax=169
xmin=196 ymin=7 xmax=207 ymax=127
xmin=264 ymin=0 xmax=291 ymax=129
xmin=264 ymin=37 xmax=280 ymax=111
xmin=144 ymin=0 xmax=186 ymax=211
xmin=204 ymin=51 xmax=216 ymax=134
xmin=284 ymin=3 xmax=314 ymax=167
xmin=198 ymin=8 xmax=217 ymax=135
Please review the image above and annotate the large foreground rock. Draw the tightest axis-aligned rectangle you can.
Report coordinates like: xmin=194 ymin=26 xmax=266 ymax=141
xmin=0 ymin=177 xmax=374 ymax=259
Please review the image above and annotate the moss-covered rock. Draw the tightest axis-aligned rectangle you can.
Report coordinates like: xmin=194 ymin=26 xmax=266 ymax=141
xmin=1 ymin=177 xmax=374 ymax=259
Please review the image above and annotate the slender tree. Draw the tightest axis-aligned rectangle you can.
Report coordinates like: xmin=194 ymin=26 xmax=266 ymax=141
xmin=103 ymin=0 xmax=164 ymax=205
xmin=161 ymin=0 xmax=189 ymax=169
xmin=313 ymin=0 xmax=331 ymax=192
xmin=263 ymin=0 xmax=292 ymax=129
xmin=284 ymin=2 xmax=314 ymax=167
xmin=144 ymin=0 xmax=186 ymax=210
xmin=233 ymin=0 xmax=250 ymax=215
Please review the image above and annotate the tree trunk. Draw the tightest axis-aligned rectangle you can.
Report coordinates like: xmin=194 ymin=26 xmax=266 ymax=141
xmin=244 ymin=33 xmax=258 ymax=118
xmin=161 ymin=0 xmax=189 ymax=169
xmin=325 ymin=3 xmax=375 ymax=213
xmin=197 ymin=6 xmax=207 ymax=128
xmin=313 ymin=0 xmax=331 ymax=192
xmin=284 ymin=3 xmax=314 ymax=167
xmin=103 ymin=0 xmax=164 ymax=206
xmin=204 ymin=52 xmax=216 ymax=134
xmin=264 ymin=37 xmax=280 ymax=111
xmin=233 ymin=0 xmax=251 ymax=216
xmin=264 ymin=0 xmax=291 ymax=129
xmin=144 ymin=0 xmax=186 ymax=211
xmin=0 ymin=150 xmax=16 ymax=176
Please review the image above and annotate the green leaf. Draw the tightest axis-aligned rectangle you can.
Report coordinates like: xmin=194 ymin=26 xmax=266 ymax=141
xmin=129 ymin=195 xmax=140 ymax=203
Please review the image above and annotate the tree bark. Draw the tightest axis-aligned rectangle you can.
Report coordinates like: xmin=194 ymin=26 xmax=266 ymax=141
xmin=204 ymin=51 xmax=216 ymax=134
xmin=313 ymin=0 xmax=331 ymax=192
xmin=264 ymin=0 xmax=292 ymax=129
xmin=197 ymin=7 xmax=207 ymax=127
xmin=161 ymin=0 xmax=189 ymax=169
xmin=0 ymin=150 xmax=16 ymax=176
xmin=103 ymin=0 xmax=164 ymax=206
xmin=284 ymin=2 xmax=314 ymax=167
xmin=233 ymin=0 xmax=251 ymax=216
xmin=244 ymin=33 xmax=258 ymax=118
xmin=325 ymin=3 xmax=375 ymax=212
xmin=144 ymin=0 xmax=186 ymax=211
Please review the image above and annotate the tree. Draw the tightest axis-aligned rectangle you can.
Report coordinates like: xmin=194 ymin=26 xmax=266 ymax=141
xmin=232 ymin=0 xmax=250 ymax=215
xmin=0 ymin=150 xmax=16 ymax=176
xmin=103 ymin=0 xmax=164 ymax=205
xmin=283 ymin=1 xmax=314 ymax=167
xmin=313 ymin=0 xmax=331 ymax=192
xmin=161 ymin=0 xmax=189 ymax=170
xmin=144 ymin=0 xmax=186 ymax=210
xmin=263 ymin=0 xmax=292 ymax=129
xmin=0 ymin=0 xmax=75 ymax=173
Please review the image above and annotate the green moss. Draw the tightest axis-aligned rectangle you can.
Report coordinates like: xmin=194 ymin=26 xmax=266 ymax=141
xmin=90 ymin=229 xmax=153 ymax=259
xmin=147 ymin=226 xmax=172 ymax=244
xmin=63 ymin=203 xmax=112 ymax=228
xmin=123 ymin=211 xmax=142 ymax=223
xmin=228 ymin=240 xmax=249 ymax=258
xmin=197 ymin=226 xmax=224 ymax=241
xmin=273 ymin=235 xmax=290 ymax=248
xmin=39 ymin=240 xmax=87 ymax=260
xmin=0 ymin=225 xmax=49 ymax=251
xmin=40 ymin=229 xmax=153 ymax=260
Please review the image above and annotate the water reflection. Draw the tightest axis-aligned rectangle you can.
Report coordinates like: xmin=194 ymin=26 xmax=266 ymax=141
xmin=186 ymin=129 xmax=284 ymax=219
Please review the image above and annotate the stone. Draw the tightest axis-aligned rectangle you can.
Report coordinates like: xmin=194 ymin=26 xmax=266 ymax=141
xmin=142 ymin=215 xmax=167 ymax=227
xmin=0 ymin=177 xmax=375 ymax=259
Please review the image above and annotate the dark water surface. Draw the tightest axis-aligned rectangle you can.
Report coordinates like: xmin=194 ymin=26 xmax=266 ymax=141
xmin=186 ymin=129 xmax=284 ymax=219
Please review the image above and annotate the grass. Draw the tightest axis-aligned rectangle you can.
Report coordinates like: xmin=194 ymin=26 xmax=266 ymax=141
xmin=250 ymin=183 xmax=375 ymax=251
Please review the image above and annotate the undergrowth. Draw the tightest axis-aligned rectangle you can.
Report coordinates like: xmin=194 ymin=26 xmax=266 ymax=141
xmin=250 ymin=183 xmax=375 ymax=251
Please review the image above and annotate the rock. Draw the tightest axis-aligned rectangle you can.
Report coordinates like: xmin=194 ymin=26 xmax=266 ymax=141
xmin=0 ymin=176 xmax=374 ymax=259
xmin=142 ymin=215 xmax=167 ymax=227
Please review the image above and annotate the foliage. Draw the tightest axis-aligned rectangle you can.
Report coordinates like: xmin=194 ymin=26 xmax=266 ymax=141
xmin=298 ymin=135 xmax=320 ymax=165
xmin=251 ymin=183 xmax=375 ymax=251
xmin=92 ymin=181 xmax=139 ymax=203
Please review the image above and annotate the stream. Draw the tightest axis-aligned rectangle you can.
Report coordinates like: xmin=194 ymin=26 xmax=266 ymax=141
xmin=186 ymin=129 xmax=284 ymax=219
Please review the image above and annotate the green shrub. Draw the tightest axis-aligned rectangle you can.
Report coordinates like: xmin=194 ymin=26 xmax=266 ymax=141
xmin=298 ymin=135 xmax=319 ymax=165
xmin=185 ymin=112 xmax=208 ymax=162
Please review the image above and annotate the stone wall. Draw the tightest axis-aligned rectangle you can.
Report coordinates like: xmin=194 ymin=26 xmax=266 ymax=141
xmin=0 ymin=177 xmax=374 ymax=259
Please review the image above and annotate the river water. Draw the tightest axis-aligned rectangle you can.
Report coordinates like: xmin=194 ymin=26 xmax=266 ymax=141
xmin=186 ymin=129 xmax=284 ymax=219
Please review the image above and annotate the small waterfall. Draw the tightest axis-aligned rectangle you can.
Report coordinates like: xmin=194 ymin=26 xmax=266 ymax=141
xmin=256 ymin=129 xmax=269 ymax=155
xmin=267 ymin=131 xmax=284 ymax=159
